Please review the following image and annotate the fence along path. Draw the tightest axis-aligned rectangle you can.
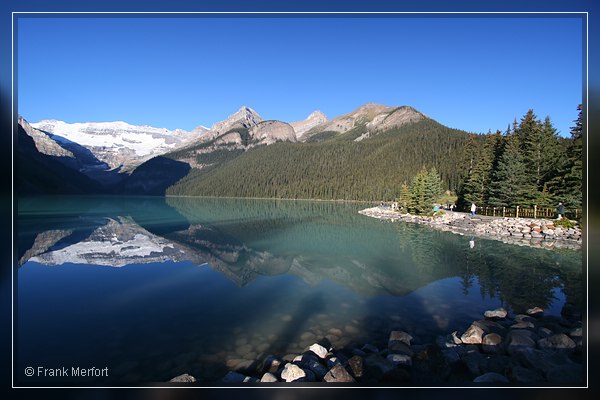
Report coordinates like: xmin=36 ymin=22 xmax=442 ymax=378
xmin=473 ymin=205 xmax=580 ymax=219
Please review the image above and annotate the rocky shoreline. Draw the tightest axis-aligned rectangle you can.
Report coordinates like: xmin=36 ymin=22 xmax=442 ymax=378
xmin=169 ymin=303 xmax=583 ymax=385
xmin=358 ymin=207 xmax=582 ymax=250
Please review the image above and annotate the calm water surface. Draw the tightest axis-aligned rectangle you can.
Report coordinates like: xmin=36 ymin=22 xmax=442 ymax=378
xmin=16 ymin=196 xmax=583 ymax=385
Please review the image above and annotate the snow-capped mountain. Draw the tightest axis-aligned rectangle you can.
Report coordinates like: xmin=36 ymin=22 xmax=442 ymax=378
xmin=26 ymin=217 xmax=186 ymax=267
xmin=31 ymin=120 xmax=207 ymax=171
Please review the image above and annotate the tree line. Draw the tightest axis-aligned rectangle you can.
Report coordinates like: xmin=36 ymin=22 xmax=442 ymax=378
xmin=457 ymin=105 xmax=582 ymax=211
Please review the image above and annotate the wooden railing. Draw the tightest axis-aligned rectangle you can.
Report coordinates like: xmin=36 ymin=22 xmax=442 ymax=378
xmin=471 ymin=205 xmax=580 ymax=220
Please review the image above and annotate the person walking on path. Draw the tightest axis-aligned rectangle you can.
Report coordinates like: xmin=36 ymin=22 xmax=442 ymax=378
xmin=470 ymin=203 xmax=476 ymax=217
xmin=557 ymin=202 xmax=565 ymax=220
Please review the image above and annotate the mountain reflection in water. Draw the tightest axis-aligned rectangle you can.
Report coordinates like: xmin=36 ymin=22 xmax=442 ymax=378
xmin=17 ymin=196 xmax=582 ymax=384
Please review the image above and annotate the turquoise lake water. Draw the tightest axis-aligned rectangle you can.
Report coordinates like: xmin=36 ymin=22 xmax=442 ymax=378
xmin=16 ymin=196 xmax=583 ymax=385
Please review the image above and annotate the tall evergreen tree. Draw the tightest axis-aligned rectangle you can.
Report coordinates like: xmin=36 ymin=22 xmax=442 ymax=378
xmin=426 ymin=166 xmax=444 ymax=204
xmin=487 ymin=132 xmax=535 ymax=207
xmin=547 ymin=104 xmax=583 ymax=208
xmin=456 ymin=133 xmax=482 ymax=210
xmin=461 ymin=130 xmax=501 ymax=205
xmin=399 ymin=182 xmax=411 ymax=211
xmin=518 ymin=110 xmax=561 ymax=193
xmin=409 ymin=166 xmax=443 ymax=214
xmin=410 ymin=167 xmax=429 ymax=214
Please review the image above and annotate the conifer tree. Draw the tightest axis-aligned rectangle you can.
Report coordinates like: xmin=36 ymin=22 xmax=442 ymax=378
xmin=461 ymin=130 xmax=501 ymax=205
xmin=547 ymin=104 xmax=583 ymax=208
xmin=410 ymin=167 xmax=429 ymax=214
xmin=425 ymin=166 xmax=444 ymax=204
xmin=518 ymin=110 xmax=561 ymax=193
xmin=409 ymin=166 xmax=443 ymax=214
xmin=399 ymin=182 xmax=411 ymax=212
xmin=487 ymin=133 xmax=535 ymax=207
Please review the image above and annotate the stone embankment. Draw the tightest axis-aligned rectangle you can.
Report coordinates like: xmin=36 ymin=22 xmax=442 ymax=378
xmin=358 ymin=207 xmax=582 ymax=250
xmin=169 ymin=304 xmax=582 ymax=385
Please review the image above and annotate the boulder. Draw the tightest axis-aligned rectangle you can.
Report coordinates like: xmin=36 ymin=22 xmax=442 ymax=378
xmin=460 ymin=323 xmax=484 ymax=344
xmin=292 ymin=355 xmax=303 ymax=363
xmin=526 ymin=307 xmax=544 ymax=317
xmin=323 ymin=364 xmax=355 ymax=382
xmin=505 ymin=329 xmax=537 ymax=355
xmin=280 ymin=363 xmax=306 ymax=382
xmin=513 ymin=348 xmax=572 ymax=376
xmin=386 ymin=354 xmax=412 ymax=367
xmin=260 ymin=372 xmax=278 ymax=382
xmin=347 ymin=355 xmax=364 ymax=378
xmin=473 ymin=372 xmax=509 ymax=383
xmin=389 ymin=331 xmax=413 ymax=345
xmin=473 ymin=319 xmax=508 ymax=335
xmin=388 ymin=340 xmax=414 ymax=356
xmin=169 ymin=373 xmax=196 ymax=382
xmin=484 ymin=308 xmax=508 ymax=319
xmin=308 ymin=343 xmax=328 ymax=359
xmin=482 ymin=333 xmax=503 ymax=354
xmin=510 ymin=321 xmax=536 ymax=330
xmin=304 ymin=359 xmax=328 ymax=379
xmin=514 ymin=314 xmax=535 ymax=323
xmin=221 ymin=371 xmax=248 ymax=383
xmin=537 ymin=333 xmax=576 ymax=353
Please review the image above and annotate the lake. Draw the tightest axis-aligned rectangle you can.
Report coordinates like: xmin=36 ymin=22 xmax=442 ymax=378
xmin=16 ymin=196 xmax=583 ymax=385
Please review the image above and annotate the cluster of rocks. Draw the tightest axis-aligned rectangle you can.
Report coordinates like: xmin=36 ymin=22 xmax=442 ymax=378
xmin=169 ymin=305 xmax=583 ymax=385
xmin=359 ymin=207 xmax=581 ymax=250
xmin=472 ymin=218 xmax=581 ymax=242
xmin=435 ymin=305 xmax=583 ymax=385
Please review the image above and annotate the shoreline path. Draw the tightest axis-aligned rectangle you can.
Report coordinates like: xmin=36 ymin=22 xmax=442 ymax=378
xmin=358 ymin=206 xmax=582 ymax=251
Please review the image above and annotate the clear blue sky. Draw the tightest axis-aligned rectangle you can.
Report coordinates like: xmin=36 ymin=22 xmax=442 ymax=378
xmin=18 ymin=16 xmax=583 ymax=136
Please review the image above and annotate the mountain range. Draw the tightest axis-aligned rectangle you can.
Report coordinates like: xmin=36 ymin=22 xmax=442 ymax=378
xmin=18 ymin=103 xmax=470 ymax=199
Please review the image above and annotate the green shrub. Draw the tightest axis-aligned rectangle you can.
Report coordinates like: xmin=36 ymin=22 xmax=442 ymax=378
xmin=554 ymin=218 xmax=576 ymax=229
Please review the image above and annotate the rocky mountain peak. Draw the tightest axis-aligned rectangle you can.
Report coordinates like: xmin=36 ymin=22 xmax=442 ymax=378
xmin=211 ymin=106 xmax=263 ymax=135
xmin=290 ymin=110 xmax=329 ymax=140
xmin=18 ymin=115 xmax=75 ymax=158
xmin=307 ymin=110 xmax=328 ymax=121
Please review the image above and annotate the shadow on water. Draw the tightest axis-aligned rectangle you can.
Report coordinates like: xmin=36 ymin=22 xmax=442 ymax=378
xmin=269 ymin=292 xmax=325 ymax=353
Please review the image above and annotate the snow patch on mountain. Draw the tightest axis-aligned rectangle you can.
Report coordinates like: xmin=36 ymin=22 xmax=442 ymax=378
xmin=31 ymin=120 xmax=205 ymax=170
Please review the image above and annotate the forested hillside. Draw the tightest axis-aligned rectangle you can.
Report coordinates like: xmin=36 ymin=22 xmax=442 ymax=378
xmin=167 ymin=119 xmax=471 ymax=201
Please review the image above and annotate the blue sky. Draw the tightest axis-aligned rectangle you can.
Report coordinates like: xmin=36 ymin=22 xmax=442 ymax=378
xmin=18 ymin=16 xmax=583 ymax=136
